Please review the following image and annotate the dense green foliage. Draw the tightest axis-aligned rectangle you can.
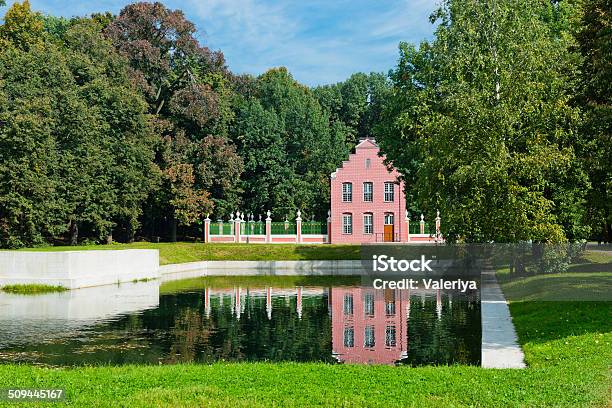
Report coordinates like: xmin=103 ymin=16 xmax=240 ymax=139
xmin=0 ymin=1 xmax=357 ymax=247
xmin=376 ymin=0 xmax=594 ymax=243
xmin=0 ymin=0 xmax=609 ymax=247
xmin=0 ymin=3 xmax=155 ymax=247
xmin=576 ymin=0 xmax=612 ymax=242
xmin=235 ymin=68 xmax=349 ymax=220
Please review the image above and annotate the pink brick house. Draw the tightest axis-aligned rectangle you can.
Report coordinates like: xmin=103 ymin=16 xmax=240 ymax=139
xmin=329 ymin=138 xmax=408 ymax=243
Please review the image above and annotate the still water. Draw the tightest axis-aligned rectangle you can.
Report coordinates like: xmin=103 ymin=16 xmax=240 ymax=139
xmin=0 ymin=276 xmax=480 ymax=366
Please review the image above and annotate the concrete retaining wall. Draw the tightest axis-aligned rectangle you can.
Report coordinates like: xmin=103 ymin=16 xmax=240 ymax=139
xmin=160 ymin=260 xmax=364 ymax=280
xmin=0 ymin=250 xmax=159 ymax=289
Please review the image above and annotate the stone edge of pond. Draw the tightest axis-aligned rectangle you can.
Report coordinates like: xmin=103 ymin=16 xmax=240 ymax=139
xmin=481 ymin=270 xmax=526 ymax=369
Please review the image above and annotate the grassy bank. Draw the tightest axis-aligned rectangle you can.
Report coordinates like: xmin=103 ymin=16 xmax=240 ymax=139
xmin=0 ymin=284 xmax=68 ymax=295
xmin=497 ymin=249 xmax=612 ymax=301
xmin=16 ymin=242 xmax=360 ymax=264
xmin=0 ymin=300 xmax=609 ymax=407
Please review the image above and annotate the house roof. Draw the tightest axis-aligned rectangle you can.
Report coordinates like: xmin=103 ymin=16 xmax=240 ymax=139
xmin=355 ymin=137 xmax=378 ymax=149
xmin=330 ymin=137 xmax=380 ymax=179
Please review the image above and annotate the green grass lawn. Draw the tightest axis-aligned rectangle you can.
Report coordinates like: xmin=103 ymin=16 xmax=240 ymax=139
xmin=15 ymin=242 xmax=361 ymax=264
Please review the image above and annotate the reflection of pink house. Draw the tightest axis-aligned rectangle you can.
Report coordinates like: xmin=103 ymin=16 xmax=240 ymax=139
xmin=331 ymin=287 xmax=408 ymax=365
xmin=329 ymin=138 xmax=409 ymax=243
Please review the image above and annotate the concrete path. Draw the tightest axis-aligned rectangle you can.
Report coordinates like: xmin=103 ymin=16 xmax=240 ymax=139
xmin=481 ymin=270 xmax=526 ymax=368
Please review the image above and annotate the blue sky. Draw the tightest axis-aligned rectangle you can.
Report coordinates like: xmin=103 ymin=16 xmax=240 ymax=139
xmin=1 ymin=0 xmax=438 ymax=86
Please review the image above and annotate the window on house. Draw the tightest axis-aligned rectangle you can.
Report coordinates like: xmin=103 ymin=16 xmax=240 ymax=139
xmin=385 ymin=325 xmax=397 ymax=347
xmin=364 ymin=326 xmax=375 ymax=348
xmin=342 ymin=183 xmax=352 ymax=202
xmin=363 ymin=213 xmax=373 ymax=234
xmin=343 ymin=293 xmax=353 ymax=315
xmin=344 ymin=327 xmax=354 ymax=347
xmin=385 ymin=288 xmax=396 ymax=316
xmin=384 ymin=182 xmax=395 ymax=202
xmin=384 ymin=213 xmax=394 ymax=225
xmin=342 ymin=213 xmax=353 ymax=234
xmin=363 ymin=182 xmax=373 ymax=202
xmin=365 ymin=158 xmax=371 ymax=169
xmin=364 ymin=292 xmax=375 ymax=316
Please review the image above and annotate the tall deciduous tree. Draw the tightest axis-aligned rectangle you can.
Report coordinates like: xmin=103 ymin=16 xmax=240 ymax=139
xmin=235 ymin=68 xmax=348 ymax=220
xmin=314 ymin=72 xmax=391 ymax=145
xmin=105 ymin=2 xmax=242 ymax=240
xmin=0 ymin=3 xmax=156 ymax=247
xmin=576 ymin=0 xmax=612 ymax=242
xmin=377 ymin=0 xmax=588 ymax=243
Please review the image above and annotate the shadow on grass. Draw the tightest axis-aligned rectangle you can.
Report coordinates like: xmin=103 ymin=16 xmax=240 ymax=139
xmin=509 ymin=301 xmax=612 ymax=345
xmin=292 ymin=244 xmax=361 ymax=260
xmin=566 ymin=261 xmax=612 ymax=273
xmin=499 ymin=272 xmax=612 ymax=301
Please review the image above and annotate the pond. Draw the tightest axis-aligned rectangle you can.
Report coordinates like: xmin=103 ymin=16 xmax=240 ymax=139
xmin=0 ymin=276 xmax=480 ymax=366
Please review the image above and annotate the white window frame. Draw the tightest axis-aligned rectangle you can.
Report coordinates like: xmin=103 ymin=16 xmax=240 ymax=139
xmin=385 ymin=325 xmax=397 ymax=347
xmin=343 ymin=294 xmax=353 ymax=315
xmin=364 ymin=292 xmax=375 ymax=316
xmin=384 ymin=182 xmax=395 ymax=202
xmin=363 ymin=182 xmax=373 ymax=202
xmin=342 ymin=213 xmax=353 ymax=234
xmin=344 ymin=327 xmax=354 ymax=347
xmin=363 ymin=213 xmax=373 ymax=234
xmin=342 ymin=182 xmax=352 ymax=202
xmin=364 ymin=326 xmax=375 ymax=348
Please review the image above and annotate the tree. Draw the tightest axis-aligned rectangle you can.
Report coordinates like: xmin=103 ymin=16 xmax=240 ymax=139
xmin=576 ymin=0 xmax=612 ymax=242
xmin=314 ymin=72 xmax=391 ymax=145
xmin=0 ymin=0 xmax=43 ymax=49
xmin=193 ymin=135 xmax=244 ymax=217
xmin=104 ymin=2 xmax=226 ymax=116
xmin=0 ymin=5 xmax=156 ymax=247
xmin=377 ymin=0 xmax=588 ymax=243
xmin=235 ymin=68 xmax=348 ymax=220
xmin=105 ymin=2 xmax=242 ymax=240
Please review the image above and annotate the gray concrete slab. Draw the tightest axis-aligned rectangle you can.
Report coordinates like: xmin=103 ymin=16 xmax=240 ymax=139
xmin=481 ymin=270 xmax=526 ymax=368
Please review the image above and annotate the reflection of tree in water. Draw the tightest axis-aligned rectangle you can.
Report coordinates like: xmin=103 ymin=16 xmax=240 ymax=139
xmin=401 ymin=292 xmax=480 ymax=366
xmin=159 ymin=290 xmax=333 ymax=363
xmin=0 ymin=287 xmax=479 ymax=366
